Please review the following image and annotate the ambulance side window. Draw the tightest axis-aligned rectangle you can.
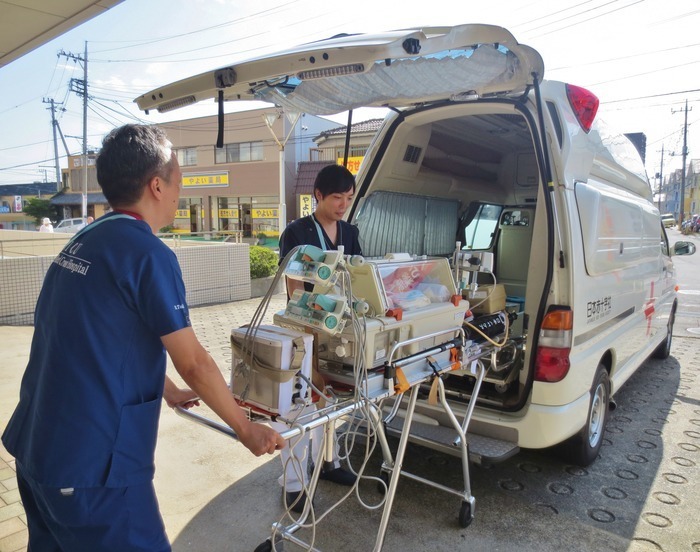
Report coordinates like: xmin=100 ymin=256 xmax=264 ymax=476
xmin=461 ymin=202 xmax=502 ymax=250
xmin=660 ymin=224 xmax=670 ymax=257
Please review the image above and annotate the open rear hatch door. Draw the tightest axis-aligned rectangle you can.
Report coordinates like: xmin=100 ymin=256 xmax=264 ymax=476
xmin=135 ymin=24 xmax=544 ymax=115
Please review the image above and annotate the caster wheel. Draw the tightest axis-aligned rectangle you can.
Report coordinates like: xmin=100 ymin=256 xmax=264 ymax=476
xmin=377 ymin=471 xmax=390 ymax=494
xmin=459 ymin=501 xmax=473 ymax=528
xmin=254 ymin=540 xmax=272 ymax=552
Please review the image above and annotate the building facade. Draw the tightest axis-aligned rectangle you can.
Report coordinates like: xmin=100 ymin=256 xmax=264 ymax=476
xmin=291 ymin=119 xmax=384 ymax=216
xmin=685 ymin=159 xmax=699 ymax=218
xmin=160 ymin=107 xmax=337 ymax=244
xmin=661 ymin=168 xmax=682 ymax=220
xmin=0 ymin=183 xmax=58 ymax=230
xmin=53 ymin=152 xmax=110 ymax=222
xmin=659 ymin=160 xmax=700 ymax=222
xmin=37 ymin=110 xmax=382 ymax=238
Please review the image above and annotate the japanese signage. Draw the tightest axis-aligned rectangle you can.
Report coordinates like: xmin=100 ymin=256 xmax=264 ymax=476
xmin=14 ymin=196 xmax=22 ymax=212
xmin=337 ymin=156 xmax=364 ymax=175
xmin=175 ymin=209 xmax=190 ymax=219
xmin=298 ymin=194 xmax=314 ymax=217
xmin=182 ymin=172 xmax=229 ymax=188
xmin=218 ymin=209 xmax=239 ymax=219
xmin=586 ymin=296 xmax=612 ymax=323
xmin=252 ymin=208 xmax=279 ymax=219
xmin=70 ymin=156 xmax=96 ymax=169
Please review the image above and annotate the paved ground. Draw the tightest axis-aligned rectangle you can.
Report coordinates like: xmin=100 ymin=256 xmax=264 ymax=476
xmin=1 ymin=239 xmax=699 ymax=551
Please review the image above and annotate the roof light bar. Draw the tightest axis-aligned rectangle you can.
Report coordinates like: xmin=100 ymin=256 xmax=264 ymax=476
xmin=157 ymin=96 xmax=196 ymax=113
xmin=298 ymin=64 xmax=364 ymax=80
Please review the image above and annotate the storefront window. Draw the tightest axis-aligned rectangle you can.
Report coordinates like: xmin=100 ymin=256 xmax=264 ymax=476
xmin=173 ymin=197 xmax=202 ymax=233
xmin=216 ymin=197 xmax=241 ymax=232
xmin=250 ymin=197 xmax=280 ymax=247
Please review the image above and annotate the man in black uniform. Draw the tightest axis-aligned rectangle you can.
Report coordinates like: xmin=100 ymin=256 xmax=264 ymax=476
xmin=280 ymin=164 xmax=362 ymax=291
xmin=276 ymin=164 xmax=361 ymax=511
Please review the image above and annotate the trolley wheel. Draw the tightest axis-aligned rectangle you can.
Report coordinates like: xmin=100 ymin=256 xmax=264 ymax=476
xmin=459 ymin=501 xmax=473 ymax=528
xmin=254 ymin=539 xmax=272 ymax=552
xmin=377 ymin=471 xmax=390 ymax=494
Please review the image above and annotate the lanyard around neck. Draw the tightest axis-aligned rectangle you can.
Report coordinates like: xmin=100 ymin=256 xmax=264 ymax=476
xmin=311 ymin=215 xmax=342 ymax=250
xmin=311 ymin=215 xmax=328 ymax=249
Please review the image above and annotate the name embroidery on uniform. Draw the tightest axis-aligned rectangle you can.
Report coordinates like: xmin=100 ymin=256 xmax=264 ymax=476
xmin=53 ymin=252 xmax=91 ymax=276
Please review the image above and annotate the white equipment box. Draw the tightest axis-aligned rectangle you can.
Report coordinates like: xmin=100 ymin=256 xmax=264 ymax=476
xmin=230 ymin=325 xmax=313 ymax=415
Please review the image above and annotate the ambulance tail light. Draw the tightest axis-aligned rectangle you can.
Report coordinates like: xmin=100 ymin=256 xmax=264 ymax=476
xmin=566 ymin=84 xmax=598 ymax=133
xmin=535 ymin=307 xmax=573 ymax=382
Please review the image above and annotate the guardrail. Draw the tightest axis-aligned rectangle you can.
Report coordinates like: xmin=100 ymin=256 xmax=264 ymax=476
xmin=0 ymin=230 xmax=252 ymax=325
xmin=156 ymin=230 xmax=244 ymax=246
xmin=0 ymin=237 xmax=70 ymax=259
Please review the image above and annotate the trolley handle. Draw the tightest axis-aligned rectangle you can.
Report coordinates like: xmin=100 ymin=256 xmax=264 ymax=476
xmin=174 ymin=398 xmax=361 ymax=443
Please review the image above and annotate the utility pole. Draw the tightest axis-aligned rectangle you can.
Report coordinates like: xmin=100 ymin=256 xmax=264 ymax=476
xmin=656 ymin=144 xmax=664 ymax=212
xmin=42 ymin=98 xmax=65 ymax=192
xmin=263 ymin=109 xmax=301 ymax=237
xmin=672 ymin=100 xmax=691 ymax=226
xmin=59 ymin=42 xmax=89 ymax=221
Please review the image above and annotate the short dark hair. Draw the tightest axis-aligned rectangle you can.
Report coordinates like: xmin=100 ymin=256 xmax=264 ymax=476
xmin=314 ymin=164 xmax=355 ymax=198
xmin=96 ymin=124 xmax=174 ymax=207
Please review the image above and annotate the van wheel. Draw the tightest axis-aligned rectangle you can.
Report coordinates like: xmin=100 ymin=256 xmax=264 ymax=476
xmin=560 ymin=365 xmax=610 ymax=466
xmin=651 ymin=306 xmax=675 ymax=360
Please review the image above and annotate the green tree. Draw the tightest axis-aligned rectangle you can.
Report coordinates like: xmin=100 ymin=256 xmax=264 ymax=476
xmin=22 ymin=198 xmax=59 ymax=225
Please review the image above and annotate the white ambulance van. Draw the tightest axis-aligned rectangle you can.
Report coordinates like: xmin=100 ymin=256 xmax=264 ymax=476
xmin=136 ymin=24 xmax=695 ymax=466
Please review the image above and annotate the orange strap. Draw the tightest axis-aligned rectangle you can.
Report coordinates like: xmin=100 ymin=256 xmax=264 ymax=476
xmin=394 ymin=367 xmax=410 ymax=394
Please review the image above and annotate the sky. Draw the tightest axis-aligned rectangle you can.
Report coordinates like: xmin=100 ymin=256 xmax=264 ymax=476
xmin=1 ymin=0 xmax=699 ymax=189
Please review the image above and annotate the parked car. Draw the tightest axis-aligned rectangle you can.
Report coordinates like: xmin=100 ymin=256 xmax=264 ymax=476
xmin=661 ymin=213 xmax=676 ymax=228
xmin=53 ymin=217 xmax=86 ymax=233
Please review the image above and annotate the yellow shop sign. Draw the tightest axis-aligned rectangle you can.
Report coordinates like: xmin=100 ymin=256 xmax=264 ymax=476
xmin=182 ymin=172 xmax=229 ymax=188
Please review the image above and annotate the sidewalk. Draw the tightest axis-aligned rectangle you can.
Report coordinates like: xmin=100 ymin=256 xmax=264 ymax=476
xmin=0 ymin=326 xmax=33 ymax=552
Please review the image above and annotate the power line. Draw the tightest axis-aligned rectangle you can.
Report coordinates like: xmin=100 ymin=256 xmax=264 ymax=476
xmin=521 ymin=0 xmax=638 ymax=34
xmin=527 ymin=0 xmax=645 ymax=39
xmin=90 ymin=15 xmax=344 ymax=64
xmin=89 ymin=1 xmax=301 ymax=52
xmin=602 ymin=88 xmax=700 ymax=105
xmin=589 ymin=59 xmax=700 ymax=88
xmin=548 ymin=41 xmax=700 ymax=71
xmin=0 ymin=139 xmax=56 ymax=152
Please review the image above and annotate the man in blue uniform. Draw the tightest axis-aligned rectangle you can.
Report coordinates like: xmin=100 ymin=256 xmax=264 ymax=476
xmin=276 ymin=164 xmax=361 ymax=512
xmin=2 ymin=124 xmax=285 ymax=551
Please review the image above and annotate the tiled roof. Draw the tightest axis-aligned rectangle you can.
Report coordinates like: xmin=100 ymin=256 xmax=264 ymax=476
xmin=293 ymin=161 xmax=334 ymax=195
xmin=50 ymin=191 xmax=108 ymax=205
xmin=317 ymin=118 xmax=384 ymax=138
xmin=0 ymin=182 xmax=57 ymax=196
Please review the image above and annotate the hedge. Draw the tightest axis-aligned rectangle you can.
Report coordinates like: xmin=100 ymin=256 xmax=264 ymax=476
xmin=249 ymin=245 xmax=279 ymax=279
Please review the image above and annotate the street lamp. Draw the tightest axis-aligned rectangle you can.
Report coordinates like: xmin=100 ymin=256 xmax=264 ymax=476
xmin=263 ymin=109 xmax=301 ymax=238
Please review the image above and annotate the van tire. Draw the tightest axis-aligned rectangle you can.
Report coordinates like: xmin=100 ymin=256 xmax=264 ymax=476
xmin=651 ymin=306 xmax=675 ymax=360
xmin=561 ymin=365 xmax=610 ymax=466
